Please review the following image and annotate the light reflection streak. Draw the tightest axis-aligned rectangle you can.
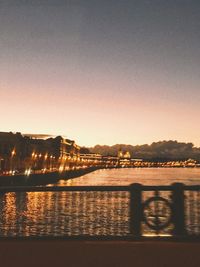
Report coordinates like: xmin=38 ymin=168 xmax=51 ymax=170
xmin=3 ymin=193 xmax=17 ymax=236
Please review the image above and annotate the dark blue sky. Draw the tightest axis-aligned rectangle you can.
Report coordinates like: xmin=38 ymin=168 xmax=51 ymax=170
xmin=0 ymin=0 xmax=200 ymax=146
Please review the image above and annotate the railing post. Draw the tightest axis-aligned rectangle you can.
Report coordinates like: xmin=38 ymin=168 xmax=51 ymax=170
xmin=171 ymin=183 xmax=186 ymax=237
xmin=130 ymin=183 xmax=143 ymax=238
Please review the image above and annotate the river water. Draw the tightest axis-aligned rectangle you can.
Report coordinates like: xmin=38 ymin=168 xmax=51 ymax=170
xmin=1 ymin=168 xmax=200 ymax=237
xmin=57 ymin=167 xmax=200 ymax=186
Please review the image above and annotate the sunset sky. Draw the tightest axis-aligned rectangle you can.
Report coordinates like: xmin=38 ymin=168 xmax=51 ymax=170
xmin=0 ymin=0 xmax=200 ymax=147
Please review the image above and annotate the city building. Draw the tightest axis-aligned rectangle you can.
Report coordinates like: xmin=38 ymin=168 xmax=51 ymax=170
xmin=0 ymin=132 xmax=80 ymax=174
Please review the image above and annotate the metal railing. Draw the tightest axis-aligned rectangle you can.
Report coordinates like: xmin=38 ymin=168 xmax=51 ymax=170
xmin=0 ymin=183 xmax=199 ymax=239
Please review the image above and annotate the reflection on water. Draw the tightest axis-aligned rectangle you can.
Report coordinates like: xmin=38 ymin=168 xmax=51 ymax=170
xmin=0 ymin=191 xmax=129 ymax=237
xmin=1 ymin=168 xmax=200 ymax=237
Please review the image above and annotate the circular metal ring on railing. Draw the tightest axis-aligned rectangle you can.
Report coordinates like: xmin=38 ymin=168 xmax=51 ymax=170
xmin=142 ymin=196 xmax=172 ymax=231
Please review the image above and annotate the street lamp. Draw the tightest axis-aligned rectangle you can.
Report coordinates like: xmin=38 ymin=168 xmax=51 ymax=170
xmin=10 ymin=149 xmax=16 ymax=174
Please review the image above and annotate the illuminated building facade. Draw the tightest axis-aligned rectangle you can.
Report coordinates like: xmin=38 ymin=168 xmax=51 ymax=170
xmin=0 ymin=132 xmax=80 ymax=174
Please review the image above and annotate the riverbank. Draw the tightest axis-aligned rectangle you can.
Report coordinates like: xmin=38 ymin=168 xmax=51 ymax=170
xmin=1 ymin=166 xmax=200 ymax=187
xmin=0 ymin=240 xmax=200 ymax=267
xmin=0 ymin=167 xmax=99 ymax=186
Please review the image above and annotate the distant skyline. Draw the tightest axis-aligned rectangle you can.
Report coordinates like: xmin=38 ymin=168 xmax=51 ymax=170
xmin=1 ymin=0 xmax=200 ymax=147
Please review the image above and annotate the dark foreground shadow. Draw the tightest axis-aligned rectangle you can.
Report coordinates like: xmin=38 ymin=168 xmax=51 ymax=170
xmin=0 ymin=240 xmax=200 ymax=267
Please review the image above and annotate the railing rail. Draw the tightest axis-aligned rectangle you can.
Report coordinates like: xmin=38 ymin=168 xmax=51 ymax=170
xmin=0 ymin=184 xmax=200 ymax=193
